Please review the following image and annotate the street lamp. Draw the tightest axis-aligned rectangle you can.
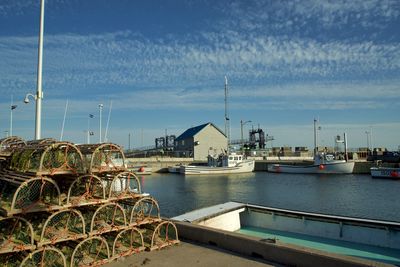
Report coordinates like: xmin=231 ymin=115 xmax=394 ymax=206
xmin=98 ymin=104 xmax=103 ymax=143
xmin=10 ymin=95 xmax=17 ymax=136
xmin=240 ymin=120 xmax=252 ymax=151
xmin=23 ymin=0 xmax=45 ymax=140
xmin=87 ymin=114 xmax=94 ymax=144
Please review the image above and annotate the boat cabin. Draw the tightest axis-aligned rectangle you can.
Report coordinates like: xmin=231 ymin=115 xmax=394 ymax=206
xmin=208 ymin=153 xmax=244 ymax=167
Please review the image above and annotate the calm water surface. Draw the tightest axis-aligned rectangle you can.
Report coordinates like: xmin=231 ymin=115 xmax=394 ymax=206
xmin=137 ymin=172 xmax=400 ymax=222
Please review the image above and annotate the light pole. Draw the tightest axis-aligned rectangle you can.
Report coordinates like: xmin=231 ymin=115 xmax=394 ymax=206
xmin=98 ymin=104 xmax=103 ymax=143
xmin=10 ymin=95 xmax=17 ymax=136
xmin=240 ymin=120 xmax=252 ymax=151
xmin=23 ymin=0 xmax=45 ymax=140
xmin=87 ymin=114 xmax=94 ymax=144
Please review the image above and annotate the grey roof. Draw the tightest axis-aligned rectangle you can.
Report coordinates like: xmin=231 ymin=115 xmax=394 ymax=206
xmin=176 ymin=123 xmax=225 ymax=141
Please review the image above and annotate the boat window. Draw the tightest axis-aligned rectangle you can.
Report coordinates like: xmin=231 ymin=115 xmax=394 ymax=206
xmin=239 ymin=156 xmax=242 ymax=160
xmin=234 ymin=157 xmax=238 ymax=160
xmin=229 ymin=157 xmax=233 ymax=160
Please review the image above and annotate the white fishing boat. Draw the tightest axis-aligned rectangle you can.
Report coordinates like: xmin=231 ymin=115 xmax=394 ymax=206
xmin=168 ymin=164 xmax=185 ymax=173
xmin=268 ymin=119 xmax=354 ymax=174
xmin=371 ymin=167 xmax=400 ymax=179
xmin=180 ymin=152 xmax=255 ymax=175
xmin=268 ymin=152 xmax=355 ymax=174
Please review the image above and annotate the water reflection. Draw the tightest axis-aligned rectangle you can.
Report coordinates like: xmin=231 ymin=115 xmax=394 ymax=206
xmin=140 ymin=172 xmax=400 ymax=222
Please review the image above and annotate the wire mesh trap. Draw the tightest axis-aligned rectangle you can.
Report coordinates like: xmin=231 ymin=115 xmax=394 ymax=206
xmin=122 ymin=196 xmax=161 ymax=226
xmin=141 ymin=221 xmax=180 ymax=251
xmin=19 ymin=246 xmax=67 ymax=267
xmin=0 ymin=216 xmax=35 ymax=254
xmin=9 ymin=142 xmax=85 ymax=176
xmin=78 ymin=143 xmax=126 ymax=174
xmin=106 ymin=171 xmax=141 ymax=200
xmin=66 ymin=174 xmax=107 ymax=207
xmin=0 ymin=176 xmax=61 ymax=216
xmin=69 ymin=236 xmax=110 ymax=267
xmin=82 ymin=202 xmax=127 ymax=236
xmin=35 ymin=209 xmax=86 ymax=247
xmin=104 ymin=227 xmax=145 ymax=260
xmin=0 ymin=136 xmax=26 ymax=160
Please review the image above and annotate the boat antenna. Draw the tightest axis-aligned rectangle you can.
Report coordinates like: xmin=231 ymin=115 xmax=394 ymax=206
xmin=104 ymin=100 xmax=112 ymax=142
xmin=313 ymin=118 xmax=319 ymax=157
xmin=224 ymin=76 xmax=230 ymax=153
xmin=60 ymin=99 xmax=68 ymax=141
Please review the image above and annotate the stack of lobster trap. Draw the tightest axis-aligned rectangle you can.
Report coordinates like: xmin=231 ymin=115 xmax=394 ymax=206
xmin=0 ymin=136 xmax=179 ymax=267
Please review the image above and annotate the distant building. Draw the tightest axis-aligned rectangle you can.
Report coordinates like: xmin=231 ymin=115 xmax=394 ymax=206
xmin=175 ymin=122 xmax=227 ymax=161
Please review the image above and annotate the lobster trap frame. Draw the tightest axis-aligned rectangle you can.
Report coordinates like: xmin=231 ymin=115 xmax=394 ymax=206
xmin=20 ymin=246 xmax=67 ymax=267
xmin=0 ymin=176 xmax=61 ymax=216
xmin=70 ymin=236 xmax=110 ymax=267
xmin=9 ymin=142 xmax=85 ymax=176
xmin=141 ymin=221 xmax=180 ymax=251
xmin=0 ymin=216 xmax=35 ymax=254
xmin=66 ymin=174 xmax=107 ymax=207
xmin=36 ymin=209 xmax=87 ymax=247
xmin=122 ymin=196 xmax=161 ymax=226
xmin=78 ymin=143 xmax=126 ymax=174
xmin=106 ymin=171 xmax=142 ymax=200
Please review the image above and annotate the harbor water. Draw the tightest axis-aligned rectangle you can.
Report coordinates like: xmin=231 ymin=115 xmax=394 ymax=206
xmin=138 ymin=172 xmax=400 ymax=222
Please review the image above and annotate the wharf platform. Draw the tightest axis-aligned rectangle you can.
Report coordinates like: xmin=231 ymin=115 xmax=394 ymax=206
xmin=105 ymin=240 xmax=277 ymax=267
xmin=125 ymin=157 xmax=391 ymax=174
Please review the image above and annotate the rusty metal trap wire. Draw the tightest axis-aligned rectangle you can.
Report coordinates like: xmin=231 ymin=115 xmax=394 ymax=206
xmin=67 ymin=236 xmax=110 ymax=267
xmin=104 ymin=171 xmax=142 ymax=200
xmin=120 ymin=196 xmax=161 ymax=226
xmin=79 ymin=202 xmax=127 ymax=236
xmin=103 ymin=227 xmax=145 ymax=260
xmin=0 ymin=175 xmax=61 ymax=216
xmin=30 ymin=209 xmax=87 ymax=247
xmin=77 ymin=143 xmax=126 ymax=174
xmin=0 ymin=216 xmax=36 ymax=254
xmin=140 ymin=221 xmax=180 ymax=251
xmin=9 ymin=142 xmax=85 ymax=176
xmin=66 ymin=174 xmax=107 ymax=207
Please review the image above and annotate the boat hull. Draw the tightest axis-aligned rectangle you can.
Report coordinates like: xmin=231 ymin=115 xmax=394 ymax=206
xmin=371 ymin=167 xmax=400 ymax=179
xmin=268 ymin=161 xmax=354 ymax=174
xmin=181 ymin=160 xmax=255 ymax=175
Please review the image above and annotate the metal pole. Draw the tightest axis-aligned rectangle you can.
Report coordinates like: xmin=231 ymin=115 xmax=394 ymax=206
xmin=128 ymin=133 xmax=131 ymax=150
xmin=313 ymin=118 xmax=317 ymax=156
xmin=240 ymin=120 xmax=243 ymax=149
xmin=35 ymin=0 xmax=45 ymax=140
xmin=87 ymin=116 xmax=90 ymax=144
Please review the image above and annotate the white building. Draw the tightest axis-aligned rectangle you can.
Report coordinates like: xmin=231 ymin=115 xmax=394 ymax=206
xmin=175 ymin=123 xmax=227 ymax=161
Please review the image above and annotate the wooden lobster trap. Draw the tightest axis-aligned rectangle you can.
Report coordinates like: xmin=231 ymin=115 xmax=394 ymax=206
xmin=77 ymin=144 xmax=126 ymax=174
xmin=104 ymin=227 xmax=145 ymax=260
xmin=141 ymin=221 xmax=180 ymax=251
xmin=80 ymin=202 xmax=128 ymax=236
xmin=0 ymin=216 xmax=36 ymax=254
xmin=0 ymin=174 xmax=62 ymax=216
xmin=30 ymin=209 xmax=87 ymax=247
xmin=9 ymin=142 xmax=85 ymax=176
xmin=65 ymin=174 xmax=107 ymax=208
xmin=120 ymin=196 xmax=162 ymax=226
xmin=19 ymin=246 xmax=67 ymax=267
xmin=104 ymin=171 xmax=142 ymax=201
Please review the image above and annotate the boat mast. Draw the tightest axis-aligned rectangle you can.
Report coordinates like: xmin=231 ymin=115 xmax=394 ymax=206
xmin=224 ymin=76 xmax=230 ymax=153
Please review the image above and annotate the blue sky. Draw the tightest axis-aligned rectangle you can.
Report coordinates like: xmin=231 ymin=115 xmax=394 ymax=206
xmin=0 ymin=0 xmax=399 ymax=150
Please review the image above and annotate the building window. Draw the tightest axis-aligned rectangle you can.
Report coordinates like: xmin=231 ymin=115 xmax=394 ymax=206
xmin=181 ymin=140 xmax=185 ymax=146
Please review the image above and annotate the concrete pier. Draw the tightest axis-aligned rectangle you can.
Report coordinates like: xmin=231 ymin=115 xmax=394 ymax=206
xmin=125 ymin=157 xmax=393 ymax=174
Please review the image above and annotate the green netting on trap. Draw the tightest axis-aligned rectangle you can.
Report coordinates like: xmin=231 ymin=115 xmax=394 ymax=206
xmin=0 ymin=136 xmax=26 ymax=157
xmin=0 ymin=177 xmax=61 ymax=215
xmin=78 ymin=143 xmax=126 ymax=174
xmin=20 ymin=246 xmax=67 ymax=267
xmin=109 ymin=227 xmax=145 ymax=259
xmin=0 ymin=216 xmax=35 ymax=254
xmin=36 ymin=209 xmax=86 ymax=247
xmin=106 ymin=171 xmax=141 ymax=200
xmin=66 ymin=174 xmax=106 ymax=207
xmin=121 ymin=196 xmax=161 ymax=226
xmin=70 ymin=236 xmax=110 ymax=267
xmin=9 ymin=142 xmax=85 ymax=175
xmin=0 ymin=252 xmax=25 ymax=267
xmin=85 ymin=202 xmax=127 ymax=235
xmin=141 ymin=221 xmax=180 ymax=251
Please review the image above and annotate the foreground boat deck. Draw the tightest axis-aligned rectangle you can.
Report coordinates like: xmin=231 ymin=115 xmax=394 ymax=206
xmin=105 ymin=241 xmax=277 ymax=267
xmin=239 ymin=226 xmax=400 ymax=265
